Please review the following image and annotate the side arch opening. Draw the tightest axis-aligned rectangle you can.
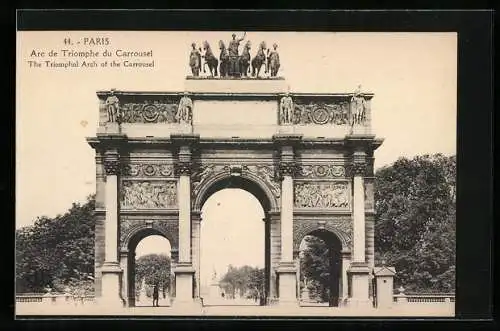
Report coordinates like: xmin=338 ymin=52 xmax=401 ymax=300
xmin=298 ymin=229 xmax=343 ymax=307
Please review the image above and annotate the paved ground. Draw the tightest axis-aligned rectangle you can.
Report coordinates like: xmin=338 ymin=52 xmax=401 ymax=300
xmin=15 ymin=302 xmax=455 ymax=317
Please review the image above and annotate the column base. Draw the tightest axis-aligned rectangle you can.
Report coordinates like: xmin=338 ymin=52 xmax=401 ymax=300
xmin=276 ymin=262 xmax=298 ymax=306
xmin=347 ymin=262 xmax=372 ymax=309
xmin=100 ymin=261 xmax=125 ymax=308
xmin=173 ymin=262 xmax=195 ymax=306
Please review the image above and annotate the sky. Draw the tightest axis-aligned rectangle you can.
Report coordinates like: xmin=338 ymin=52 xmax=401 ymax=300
xmin=16 ymin=31 xmax=457 ymax=287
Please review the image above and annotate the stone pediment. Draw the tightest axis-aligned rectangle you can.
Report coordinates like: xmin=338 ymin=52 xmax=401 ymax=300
xmin=373 ymin=266 xmax=396 ymax=276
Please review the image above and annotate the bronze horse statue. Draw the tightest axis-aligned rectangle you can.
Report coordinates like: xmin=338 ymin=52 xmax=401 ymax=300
xmin=239 ymin=40 xmax=251 ymax=77
xmin=251 ymin=41 xmax=267 ymax=77
xmin=201 ymin=41 xmax=219 ymax=76
xmin=218 ymin=40 xmax=229 ymax=78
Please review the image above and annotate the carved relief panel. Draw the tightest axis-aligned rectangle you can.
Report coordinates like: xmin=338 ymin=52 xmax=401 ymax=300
xmin=121 ymin=180 xmax=177 ymax=209
xmin=120 ymin=99 xmax=179 ymax=124
xmin=294 ymin=182 xmax=351 ymax=209
xmin=293 ymin=101 xmax=350 ymax=125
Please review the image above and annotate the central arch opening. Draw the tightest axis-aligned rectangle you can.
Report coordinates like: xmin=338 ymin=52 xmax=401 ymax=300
xmin=199 ymin=176 xmax=271 ymax=306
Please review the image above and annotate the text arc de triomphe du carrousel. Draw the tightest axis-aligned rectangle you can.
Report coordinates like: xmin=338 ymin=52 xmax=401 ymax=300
xmin=87 ymin=33 xmax=391 ymax=310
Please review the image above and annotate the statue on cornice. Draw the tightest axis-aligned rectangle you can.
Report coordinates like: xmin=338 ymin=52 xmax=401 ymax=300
xmin=176 ymin=92 xmax=193 ymax=124
xmin=267 ymin=43 xmax=280 ymax=77
xmin=228 ymin=32 xmax=246 ymax=76
xmin=105 ymin=89 xmax=120 ymax=123
xmin=189 ymin=42 xmax=202 ymax=77
xmin=350 ymin=85 xmax=366 ymax=125
xmin=279 ymin=92 xmax=294 ymax=125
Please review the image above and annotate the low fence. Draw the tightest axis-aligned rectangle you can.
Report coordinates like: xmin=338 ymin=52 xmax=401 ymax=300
xmin=16 ymin=292 xmax=95 ymax=305
xmin=393 ymin=293 xmax=455 ymax=304
xmin=16 ymin=292 xmax=455 ymax=308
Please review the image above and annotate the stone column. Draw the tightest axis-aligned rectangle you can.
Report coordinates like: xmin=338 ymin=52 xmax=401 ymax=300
xmin=341 ymin=249 xmax=351 ymax=305
xmin=347 ymin=151 xmax=372 ymax=308
xmin=173 ymin=158 xmax=196 ymax=306
xmin=268 ymin=212 xmax=281 ymax=303
xmin=170 ymin=250 xmax=178 ymax=299
xmin=100 ymin=150 xmax=124 ymax=307
xmin=293 ymin=250 xmax=300 ymax=301
xmin=171 ymin=134 xmax=200 ymax=309
xmin=119 ymin=250 xmax=128 ymax=306
xmin=191 ymin=212 xmax=202 ymax=299
xmin=276 ymin=158 xmax=298 ymax=306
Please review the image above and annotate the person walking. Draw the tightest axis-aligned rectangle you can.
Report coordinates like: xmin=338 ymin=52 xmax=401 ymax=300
xmin=152 ymin=284 xmax=159 ymax=307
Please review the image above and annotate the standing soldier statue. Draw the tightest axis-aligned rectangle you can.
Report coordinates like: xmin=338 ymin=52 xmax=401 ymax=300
xmin=228 ymin=32 xmax=246 ymax=76
xmin=105 ymin=89 xmax=120 ymax=123
xmin=350 ymin=85 xmax=366 ymax=126
xmin=176 ymin=92 xmax=193 ymax=124
xmin=279 ymin=92 xmax=294 ymax=125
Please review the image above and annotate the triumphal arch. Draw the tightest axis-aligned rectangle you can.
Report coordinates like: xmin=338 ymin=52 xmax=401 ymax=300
xmin=87 ymin=43 xmax=383 ymax=309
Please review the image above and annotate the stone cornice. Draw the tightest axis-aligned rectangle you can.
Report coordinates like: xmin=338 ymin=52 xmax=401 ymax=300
xmin=170 ymin=133 xmax=200 ymax=148
xmin=87 ymin=136 xmax=384 ymax=153
xmin=96 ymin=90 xmax=375 ymax=101
xmin=293 ymin=210 xmax=353 ymax=217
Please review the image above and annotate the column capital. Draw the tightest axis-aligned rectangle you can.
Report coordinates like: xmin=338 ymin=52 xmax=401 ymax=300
xmin=278 ymin=161 xmax=298 ymax=178
xmin=104 ymin=152 xmax=120 ymax=176
xmin=175 ymin=161 xmax=193 ymax=176
xmin=350 ymin=151 xmax=367 ymax=176
xmin=351 ymin=162 xmax=367 ymax=176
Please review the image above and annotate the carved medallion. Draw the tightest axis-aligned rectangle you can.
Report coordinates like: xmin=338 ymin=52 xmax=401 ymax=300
xmin=142 ymin=104 xmax=160 ymax=122
xmin=298 ymin=165 xmax=346 ymax=178
xmin=294 ymin=182 xmax=350 ymax=209
xmin=311 ymin=108 xmax=330 ymax=124
xmin=121 ymin=180 xmax=177 ymax=209
xmin=121 ymin=163 xmax=174 ymax=178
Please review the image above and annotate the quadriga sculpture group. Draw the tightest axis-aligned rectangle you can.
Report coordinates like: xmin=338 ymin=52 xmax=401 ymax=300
xmin=189 ymin=32 xmax=281 ymax=78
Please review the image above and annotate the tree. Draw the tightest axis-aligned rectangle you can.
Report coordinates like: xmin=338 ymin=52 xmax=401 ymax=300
xmin=16 ymin=195 xmax=96 ymax=294
xmin=299 ymin=235 xmax=330 ymax=301
xmin=374 ymin=154 xmax=456 ymax=292
xmin=220 ymin=265 xmax=264 ymax=300
xmin=135 ymin=253 xmax=171 ymax=297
